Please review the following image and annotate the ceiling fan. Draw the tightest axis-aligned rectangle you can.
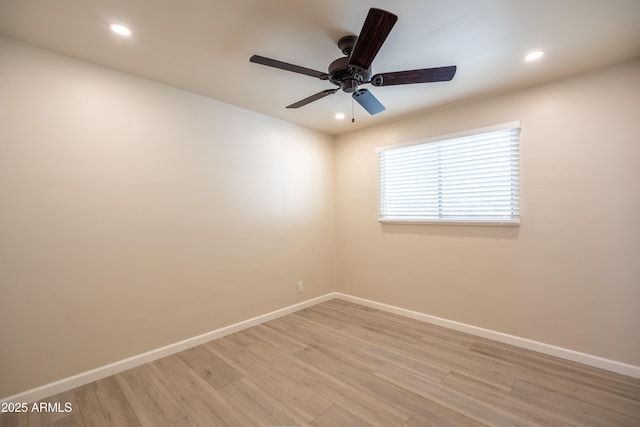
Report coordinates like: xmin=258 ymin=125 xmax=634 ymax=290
xmin=250 ymin=8 xmax=457 ymax=116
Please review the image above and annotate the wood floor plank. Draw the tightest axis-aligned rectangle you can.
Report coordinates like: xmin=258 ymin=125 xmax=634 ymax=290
xmin=218 ymin=377 xmax=306 ymax=427
xmin=244 ymin=322 xmax=308 ymax=354
xmin=247 ymin=340 xmax=411 ymax=426
xmin=294 ymin=306 xmax=353 ymax=330
xmin=150 ymin=354 xmax=190 ymax=377
xmin=511 ymin=379 xmax=640 ymax=427
xmin=418 ymin=334 xmax=527 ymax=381
xmin=295 ymin=345 xmax=484 ymax=427
xmin=471 ymin=341 xmax=640 ymax=403
xmin=376 ymin=363 xmax=539 ymax=427
xmin=39 ymin=411 xmax=85 ymax=427
xmin=526 ymin=348 xmax=640 ymax=385
xmin=442 ymin=371 xmax=576 ymax=426
xmin=220 ymin=329 xmax=259 ymax=348
xmin=305 ymin=303 xmax=426 ymax=343
xmin=300 ymin=304 xmax=450 ymax=382
xmin=206 ymin=340 xmax=334 ymax=423
xmin=177 ymin=345 xmax=242 ymax=390
xmin=524 ymin=349 xmax=640 ymax=400
xmin=467 ymin=340 xmax=527 ymax=358
xmin=361 ymin=343 xmax=450 ymax=383
xmin=323 ymin=298 xmax=377 ymax=313
xmin=518 ymin=368 xmax=640 ymax=418
xmin=311 ymin=404 xmax=375 ymax=427
xmin=202 ymin=334 xmax=247 ymax=355
xmin=150 ymin=365 xmax=254 ymax=427
xmin=325 ymin=300 xmax=478 ymax=348
xmin=24 ymin=390 xmax=79 ymax=427
xmin=266 ymin=315 xmax=388 ymax=373
xmin=214 ymin=338 xmax=409 ymax=426
xmin=401 ymin=410 xmax=488 ymax=427
xmin=74 ymin=377 xmax=140 ymax=427
xmin=342 ymin=323 xmax=516 ymax=390
xmin=114 ymin=365 xmax=196 ymax=426
xmin=0 ymin=412 xmax=29 ymax=427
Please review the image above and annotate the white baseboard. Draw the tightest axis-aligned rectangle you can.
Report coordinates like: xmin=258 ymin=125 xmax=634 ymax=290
xmin=4 ymin=290 xmax=638 ymax=403
xmin=334 ymin=293 xmax=640 ymax=379
xmin=1 ymin=293 xmax=338 ymax=404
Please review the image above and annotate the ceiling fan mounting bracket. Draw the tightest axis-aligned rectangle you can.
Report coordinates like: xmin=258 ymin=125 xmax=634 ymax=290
xmin=337 ymin=35 xmax=358 ymax=56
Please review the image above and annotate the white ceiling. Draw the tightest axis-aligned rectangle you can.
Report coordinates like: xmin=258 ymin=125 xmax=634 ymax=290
xmin=1 ymin=0 xmax=639 ymax=135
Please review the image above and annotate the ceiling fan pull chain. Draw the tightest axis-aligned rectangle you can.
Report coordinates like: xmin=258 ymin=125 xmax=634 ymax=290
xmin=352 ymin=97 xmax=355 ymax=123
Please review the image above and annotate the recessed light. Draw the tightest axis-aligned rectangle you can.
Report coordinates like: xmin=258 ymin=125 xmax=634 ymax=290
xmin=110 ymin=24 xmax=131 ymax=36
xmin=525 ymin=50 xmax=544 ymax=61
xmin=335 ymin=112 xmax=345 ymax=120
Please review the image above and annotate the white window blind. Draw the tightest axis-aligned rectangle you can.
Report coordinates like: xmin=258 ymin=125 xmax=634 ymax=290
xmin=378 ymin=124 xmax=520 ymax=225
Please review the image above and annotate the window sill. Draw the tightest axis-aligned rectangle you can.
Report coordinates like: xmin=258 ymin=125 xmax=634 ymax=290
xmin=378 ymin=218 xmax=520 ymax=227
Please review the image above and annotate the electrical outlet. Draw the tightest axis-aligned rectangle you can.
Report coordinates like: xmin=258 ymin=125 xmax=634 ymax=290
xmin=297 ymin=281 xmax=304 ymax=293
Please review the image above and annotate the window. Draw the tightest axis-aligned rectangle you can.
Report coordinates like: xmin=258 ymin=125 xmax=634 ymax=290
xmin=378 ymin=123 xmax=520 ymax=225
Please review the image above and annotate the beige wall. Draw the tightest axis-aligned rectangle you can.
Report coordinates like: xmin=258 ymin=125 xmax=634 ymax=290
xmin=0 ymin=37 xmax=335 ymax=397
xmin=335 ymin=59 xmax=640 ymax=366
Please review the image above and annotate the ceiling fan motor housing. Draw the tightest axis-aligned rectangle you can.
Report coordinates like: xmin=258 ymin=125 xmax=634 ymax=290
xmin=328 ymin=56 xmax=371 ymax=93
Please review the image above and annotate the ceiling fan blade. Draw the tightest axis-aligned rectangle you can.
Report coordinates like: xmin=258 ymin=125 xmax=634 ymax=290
xmin=352 ymin=88 xmax=385 ymax=115
xmin=286 ymin=89 xmax=338 ymax=109
xmin=250 ymin=55 xmax=329 ymax=80
xmin=371 ymin=66 xmax=457 ymax=86
xmin=349 ymin=8 xmax=398 ymax=72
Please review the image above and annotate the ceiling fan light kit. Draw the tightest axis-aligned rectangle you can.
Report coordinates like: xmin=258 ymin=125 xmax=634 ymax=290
xmin=250 ymin=8 xmax=457 ymax=117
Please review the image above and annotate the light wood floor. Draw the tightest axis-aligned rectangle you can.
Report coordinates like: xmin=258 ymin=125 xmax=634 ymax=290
xmin=2 ymin=299 xmax=640 ymax=426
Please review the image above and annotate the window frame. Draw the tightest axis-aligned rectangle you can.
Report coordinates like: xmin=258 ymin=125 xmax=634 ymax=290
xmin=377 ymin=122 xmax=521 ymax=226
